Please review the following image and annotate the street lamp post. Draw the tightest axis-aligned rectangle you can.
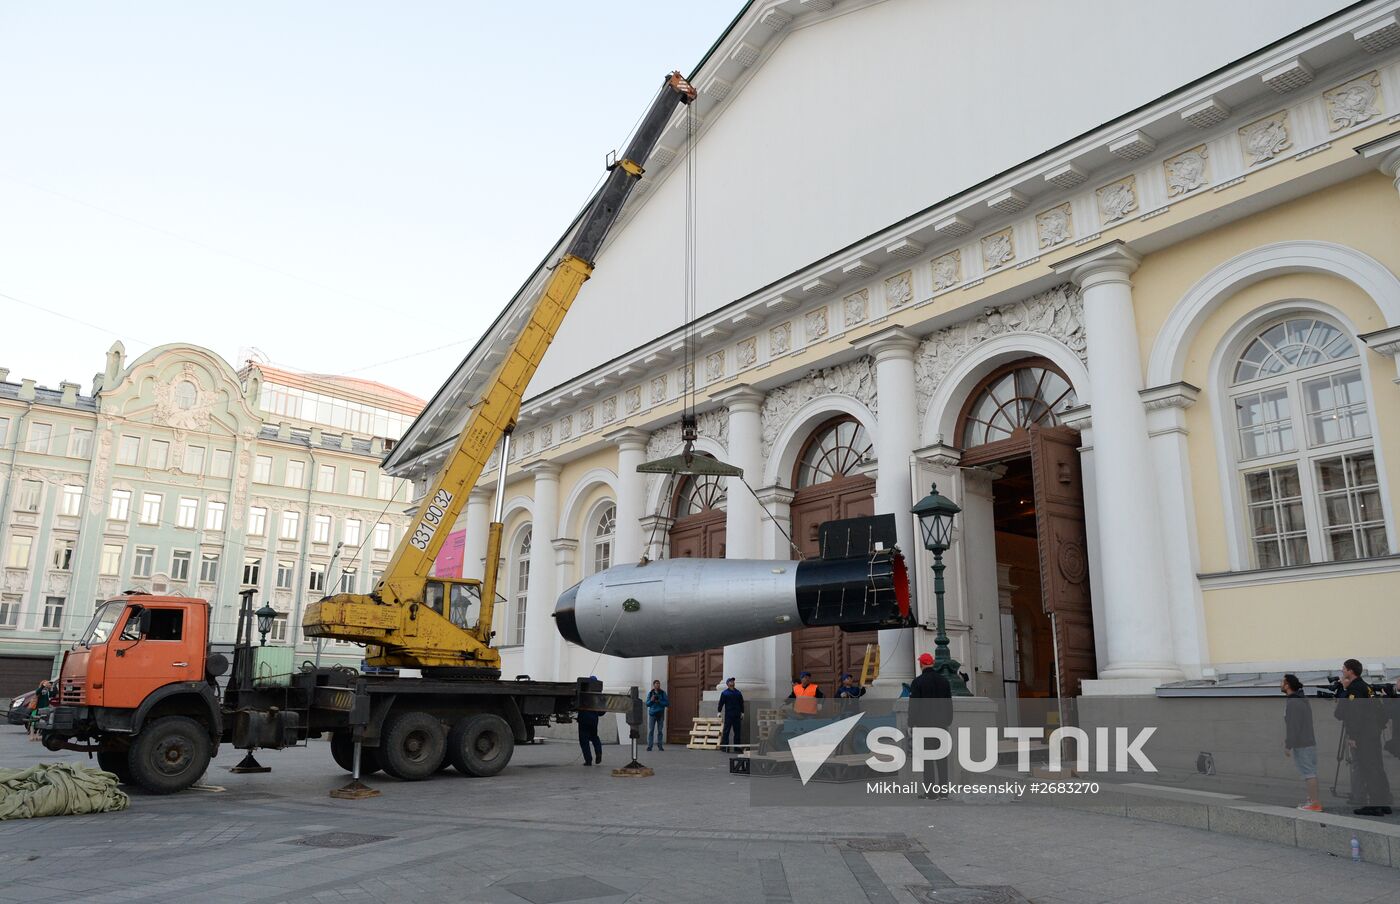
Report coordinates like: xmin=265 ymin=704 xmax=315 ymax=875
xmin=911 ymin=482 xmax=970 ymax=696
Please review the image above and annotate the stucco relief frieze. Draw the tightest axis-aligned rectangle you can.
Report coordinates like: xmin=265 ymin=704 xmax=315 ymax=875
xmin=153 ymin=372 xmax=214 ymax=431
xmin=1239 ymin=111 xmax=1292 ymax=165
xmin=843 ymin=290 xmax=868 ymax=327
xmin=541 ymin=424 xmax=554 ymax=447
xmin=981 ymin=229 xmax=1015 ymax=271
xmin=736 ymin=337 xmax=758 ymax=369
xmin=1096 ymin=176 xmax=1138 ymax=222
xmin=646 ymin=409 xmax=728 ymax=463
xmin=769 ymin=322 xmax=792 ymax=357
xmin=650 ymin=376 xmax=668 ymax=404
xmin=1036 ymin=204 xmax=1073 ymax=249
xmin=759 ymin=358 xmax=878 ymax=461
xmin=705 ymin=351 xmax=725 ymax=384
xmin=1324 ymin=71 xmax=1382 ymax=131
xmin=884 ymin=270 xmax=913 ymax=310
xmin=623 ymin=387 xmax=642 ymax=416
xmin=1164 ymin=146 xmax=1210 ymax=196
xmin=931 ymin=251 xmax=962 ymax=291
xmin=601 ymin=397 xmax=617 ymax=424
xmin=559 ymin=415 xmax=572 ymax=442
xmin=805 ymin=307 xmax=829 ymax=341
xmin=579 ymin=407 xmax=594 ymax=433
xmin=520 ymin=431 xmax=535 ymax=456
xmin=913 ymin=283 xmax=1086 ymax=422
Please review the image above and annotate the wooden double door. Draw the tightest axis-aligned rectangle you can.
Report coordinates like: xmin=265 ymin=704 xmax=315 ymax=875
xmin=665 ymin=507 xmax=726 ymax=744
xmin=787 ymin=473 xmax=879 ymax=695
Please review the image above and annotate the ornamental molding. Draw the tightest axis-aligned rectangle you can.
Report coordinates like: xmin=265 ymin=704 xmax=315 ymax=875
xmin=931 ymin=250 xmax=962 ymax=291
xmin=1036 ymin=203 xmax=1073 ymax=249
xmin=1164 ymin=145 xmax=1210 ymax=196
xmin=760 ymin=358 xmax=877 ymax=461
xmin=914 ymin=283 xmax=1087 ymax=423
xmin=1324 ymin=70 xmax=1383 ymax=130
xmin=1096 ymin=175 xmax=1139 ymax=222
xmin=1239 ymin=111 xmax=1292 ymax=165
xmin=1139 ymin=381 xmax=1202 ymax=411
xmin=645 ymin=409 xmax=728 ymax=464
xmin=884 ymin=270 xmax=913 ymax=311
xmin=843 ymin=290 xmax=868 ymax=327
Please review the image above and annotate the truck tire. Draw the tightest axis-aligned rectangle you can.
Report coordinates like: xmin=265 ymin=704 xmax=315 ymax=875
xmin=96 ymin=750 xmax=132 ymax=784
xmin=378 ymin=710 xmax=446 ymax=781
xmin=127 ymin=716 xmax=211 ymax=794
xmin=329 ymin=732 xmax=382 ymax=776
xmin=447 ymin=713 xmax=514 ymax=777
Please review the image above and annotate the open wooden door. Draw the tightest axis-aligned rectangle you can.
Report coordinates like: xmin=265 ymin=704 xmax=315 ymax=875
xmin=1028 ymin=426 xmax=1096 ymax=698
xmin=665 ymin=498 xmax=725 ymax=745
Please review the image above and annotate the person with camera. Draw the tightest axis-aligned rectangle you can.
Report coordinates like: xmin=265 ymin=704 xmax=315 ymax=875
xmin=1334 ymin=659 xmax=1393 ymax=817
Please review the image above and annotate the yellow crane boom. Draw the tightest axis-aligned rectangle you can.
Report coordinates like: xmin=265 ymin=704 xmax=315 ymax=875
xmin=303 ymin=71 xmax=696 ymax=673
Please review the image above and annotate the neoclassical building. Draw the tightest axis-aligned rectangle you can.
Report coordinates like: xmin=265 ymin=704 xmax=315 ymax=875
xmin=388 ymin=0 xmax=1400 ymax=743
xmin=0 ymin=344 xmax=421 ymax=695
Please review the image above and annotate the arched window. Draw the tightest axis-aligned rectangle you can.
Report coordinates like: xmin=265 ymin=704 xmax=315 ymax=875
xmin=960 ymin=363 xmax=1076 ymax=449
xmin=591 ymin=504 xmax=616 ymax=574
xmin=1228 ymin=316 xmax=1387 ymax=567
xmin=174 ymin=380 xmax=198 ymax=410
xmin=796 ymin=418 xmax=873 ymax=488
xmin=675 ymin=474 xmax=726 ymax=516
xmin=508 ymin=526 xmax=531 ymax=645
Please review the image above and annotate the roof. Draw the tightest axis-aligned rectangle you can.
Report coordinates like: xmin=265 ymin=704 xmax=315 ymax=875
xmin=245 ymin=363 xmax=426 ymax=414
xmin=0 ymin=379 xmax=98 ymax=412
xmin=257 ymin=423 xmax=380 ymax=458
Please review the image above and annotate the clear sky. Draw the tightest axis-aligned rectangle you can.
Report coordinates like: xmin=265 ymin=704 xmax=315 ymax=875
xmin=0 ymin=1 xmax=743 ymax=402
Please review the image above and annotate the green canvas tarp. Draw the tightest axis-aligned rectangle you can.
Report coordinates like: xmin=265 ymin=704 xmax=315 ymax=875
xmin=0 ymin=762 xmax=129 ymax=820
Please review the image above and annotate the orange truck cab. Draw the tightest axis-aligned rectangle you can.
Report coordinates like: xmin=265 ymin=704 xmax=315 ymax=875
xmin=46 ymin=592 xmax=226 ymax=791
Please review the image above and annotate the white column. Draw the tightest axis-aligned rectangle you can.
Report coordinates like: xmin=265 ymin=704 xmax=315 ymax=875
xmin=853 ymin=326 xmax=921 ymax=693
xmin=1141 ymin=383 xmax=1210 ymax=678
xmin=462 ymin=487 xmax=492 ymax=583
xmin=551 ymin=538 xmax=579 ymax=679
xmin=713 ymin=385 xmax=767 ymax=696
xmin=1055 ymin=242 xmax=1182 ymax=688
xmin=602 ymin=427 xmax=650 ymax=689
xmin=520 ymin=461 xmax=560 ymax=682
xmin=757 ymin=484 xmax=797 ymax=699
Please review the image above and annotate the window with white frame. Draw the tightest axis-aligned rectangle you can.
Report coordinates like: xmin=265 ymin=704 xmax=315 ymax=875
xmin=1228 ymin=316 xmax=1390 ymax=568
xmin=211 ymin=448 xmax=232 ymax=478
xmin=317 ymin=464 xmax=336 ymax=492
xmin=6 ymin=535 xmax=32 ymax=569
xmin=69 ymin=428 xmax=93 ymax=459
xmin=117 ymin=435 xmax=140 ymax=465
xmin=25 ymin=422 xmax=52 ymax=454
xmin=270 ymin=612 xmax=289 ymax=643
xmin=0 ymin=597 xmax=19 ymax=628
xmin=313 ymin=515 xmax=331 ymax=544
xmin=0 ymin=417 xmax=8 ymax=446
xmin=344 ymin=518 xmax=362 ymax=547
xmin=285 ymin=460 xmax=305 ymax=488
xmin=508 ymin=527 xmax=531 ymax=646
xmin=100 ymin=543 xmax=123 ymax=576
xmin=338 ymin=568 xmax=356 ymax=593
xmin=109 ymin=489 xmax=132 ymax=521
xmin=248 ymin=506 xmax=267 ymax=536
xmin=133 ymin=546 xmax=154 ymax=578
xmin=591 ymin=503 xmax=616 ymax=575
xmin=170 ymin=550 xmax=191 ymax=581
xmin=349 ymin=469 xmax=366 ymax=496
xmin=42 ymin=596 xmax=64 ymax=630
xmin=147 ymin=439 xmax=170 ymax=470
xmin=254 ymin=455 xmax=273 ymax=484
xmin=373 ymin=522 xmax=391 ymax=550
xmin=51 ymin=538 xmax=75 ymax=571
xmin=61 ymin=485 xmax=83 ymax=516
xmin=275 ymin=559 xmax=295 ymax=590
xmin=140 ymin=492 xmax=163 ymax=525
xmin=17 ymin=479 xmax=42 ymax=512
xmin=199 ymin=553 xmax=219 ymax=584
xmin=308 ymin=563 xmax=326 ymax=592
xmin=378 ymin=475 xmax=396 ymax=500
xmin=183 ymin=445 xmax=206 ymax=474
xmin=177 ymin=497 xmax=198 ymax=529
xmin=243 ymin=556 xmax=261 ymax=586
xmin=205 ymin=500 xmax=226 ymax=531
xmin=280 ymin=510 xmax=300 ymax=540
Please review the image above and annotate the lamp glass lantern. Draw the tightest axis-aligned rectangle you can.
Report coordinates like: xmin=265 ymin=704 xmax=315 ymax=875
xmin=255 ymin=602 xmax=278 ymax=646
xmin=912 ymin=483 xmax=960 ymax=552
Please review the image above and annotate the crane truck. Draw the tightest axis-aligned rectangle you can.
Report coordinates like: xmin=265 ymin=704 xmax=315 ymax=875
xmin=37 ymin=71 xmax=698 ymax=794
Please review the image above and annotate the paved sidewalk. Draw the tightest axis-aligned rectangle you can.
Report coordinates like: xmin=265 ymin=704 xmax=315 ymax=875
xmin=2 ymin=728 xmax=1398 ymax=904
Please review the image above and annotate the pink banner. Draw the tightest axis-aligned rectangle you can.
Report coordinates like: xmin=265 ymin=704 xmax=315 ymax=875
xmin=433 ymin=529 xmax=466 ymax=578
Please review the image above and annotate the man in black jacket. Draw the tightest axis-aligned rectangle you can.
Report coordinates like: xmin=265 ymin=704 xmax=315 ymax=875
xmin=1281 ymin=674 xmax=1321 ymax=811
xmin=1334 ymin=659 xmax=1393 ymax=816
xmin=908 ymin=652 xmax=953 ymax=798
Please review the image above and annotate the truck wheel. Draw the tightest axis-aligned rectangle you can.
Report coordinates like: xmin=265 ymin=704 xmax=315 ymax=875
xmin=127 ymin=716 xmax=211 ymax=794
xmin=447 ymin=713 xmax=514 ymax=777
xmin=329 ymin=732 xmax=382 ymax=776
xmin=379 ymin=711 xmax=446 ymax=781
xmin=96 ymin=750 xmax=132 ymax=784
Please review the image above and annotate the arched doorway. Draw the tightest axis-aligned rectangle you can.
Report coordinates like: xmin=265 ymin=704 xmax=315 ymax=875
xmin=956 ymin=358 xmax=1095 ymax=701
xmin=788 ymin=416 xmax=879 ymax=695
xmin=665 ymin=472 xmax=726 ymax=744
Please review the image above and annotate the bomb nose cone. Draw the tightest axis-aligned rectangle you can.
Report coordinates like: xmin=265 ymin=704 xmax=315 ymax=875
xmin=554 ymin=582 xmax=583 ymax=646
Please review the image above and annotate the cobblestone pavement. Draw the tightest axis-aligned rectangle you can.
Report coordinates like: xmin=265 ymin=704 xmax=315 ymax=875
xmin=2 ymin=728 xmax=1397 ymax=904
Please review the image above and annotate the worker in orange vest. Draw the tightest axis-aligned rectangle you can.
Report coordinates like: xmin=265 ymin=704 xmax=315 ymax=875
xmin=788 ymin=671 xmax=823 ymax=717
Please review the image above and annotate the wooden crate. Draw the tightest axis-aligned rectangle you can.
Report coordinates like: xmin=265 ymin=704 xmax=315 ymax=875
xmin=686 ymin=717 xmax=724 ymax=750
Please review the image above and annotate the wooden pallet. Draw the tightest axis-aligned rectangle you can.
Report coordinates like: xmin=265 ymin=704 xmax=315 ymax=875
xmin=686 ymin=717 xmax=725 ymax=750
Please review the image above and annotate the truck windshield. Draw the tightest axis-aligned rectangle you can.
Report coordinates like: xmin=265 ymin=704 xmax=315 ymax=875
xmin=80 ymin=601 xmax=126 ymax=646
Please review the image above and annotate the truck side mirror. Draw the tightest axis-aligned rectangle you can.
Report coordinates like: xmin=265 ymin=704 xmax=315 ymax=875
xmin=137 ymin=608 xmax=152 ymax=637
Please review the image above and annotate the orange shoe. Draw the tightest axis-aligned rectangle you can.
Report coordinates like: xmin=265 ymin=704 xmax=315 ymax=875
xmin=1297 ymin=802 xmax=1323 ymax=812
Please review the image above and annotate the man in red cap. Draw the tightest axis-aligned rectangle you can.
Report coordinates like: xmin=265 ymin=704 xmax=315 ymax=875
xmin=908 ymin=651 xmax=953 ymax=798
